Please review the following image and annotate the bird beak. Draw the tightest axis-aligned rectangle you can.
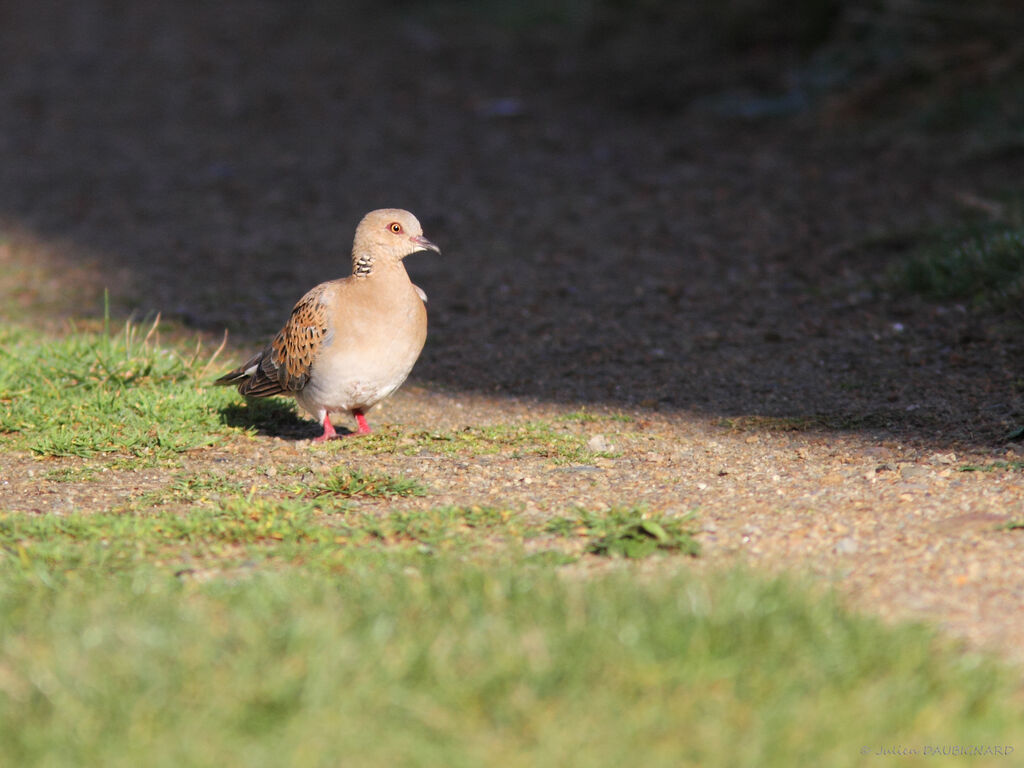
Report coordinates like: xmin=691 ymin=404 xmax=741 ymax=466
xmin=410 ymin=235 xmax=441 ymax=254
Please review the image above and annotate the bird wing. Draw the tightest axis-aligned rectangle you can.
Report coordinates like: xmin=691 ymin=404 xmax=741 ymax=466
xmin=214 ymin=282 xmax=333 ymax=397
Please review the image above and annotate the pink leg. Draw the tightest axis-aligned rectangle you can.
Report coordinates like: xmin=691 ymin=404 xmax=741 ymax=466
xmin=312 ymin=412 xmax=338 ymax=443
xmin=352 ymin=409 xmax=372 ymax=435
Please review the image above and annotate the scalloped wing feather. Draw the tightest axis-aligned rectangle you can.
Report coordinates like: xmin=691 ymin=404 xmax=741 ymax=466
xmin=270 ymin=282 xmax=332 ymax=391
xmin=214 ymin=282 xmax=333 ymax=397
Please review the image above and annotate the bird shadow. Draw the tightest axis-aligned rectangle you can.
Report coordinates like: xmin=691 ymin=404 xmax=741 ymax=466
xmin=218 ymin=399 xmax=330 ymax=440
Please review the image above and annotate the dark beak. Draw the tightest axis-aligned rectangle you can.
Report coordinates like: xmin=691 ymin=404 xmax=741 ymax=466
xmin=410 ymin=234 xmax=441 ymax=254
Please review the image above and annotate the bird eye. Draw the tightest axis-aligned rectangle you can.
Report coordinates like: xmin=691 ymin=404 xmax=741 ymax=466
xmin=389 ymin=222 xmax=403 ymax=234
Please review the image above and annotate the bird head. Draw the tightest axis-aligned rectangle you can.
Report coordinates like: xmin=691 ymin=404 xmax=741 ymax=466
xmin=354 ymin=208 xmax=441 ymax=262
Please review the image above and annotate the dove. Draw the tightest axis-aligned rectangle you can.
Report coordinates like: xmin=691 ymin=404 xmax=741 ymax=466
xmin=215 ymin=208 xmax=437 ymax=441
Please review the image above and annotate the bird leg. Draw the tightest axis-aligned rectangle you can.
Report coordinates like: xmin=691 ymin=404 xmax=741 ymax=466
xmin=313 ymin=412 xmax=338 ymax=443
xmin=352 ymin=409 xmax=372 ymax=435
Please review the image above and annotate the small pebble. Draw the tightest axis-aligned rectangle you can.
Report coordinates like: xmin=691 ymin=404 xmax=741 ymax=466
xmin=835 ymin=537 xmax=859 ymax=555
xmin=900 ymin=465 xmax=930 ymax=480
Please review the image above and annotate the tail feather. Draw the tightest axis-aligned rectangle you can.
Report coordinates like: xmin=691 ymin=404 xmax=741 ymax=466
xmin=213 ymin=367 xmax=252 ymax=386
xmin=214 ymin=350 xmax=287 ymax=398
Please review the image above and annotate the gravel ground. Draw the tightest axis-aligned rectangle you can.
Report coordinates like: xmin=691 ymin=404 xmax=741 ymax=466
xmin=1 ymin=2 xmax=1023 ymax=663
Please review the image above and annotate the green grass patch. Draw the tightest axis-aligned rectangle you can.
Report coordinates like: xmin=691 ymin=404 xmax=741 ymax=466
xmin=1 ymin=497 xmax=1021 ymax=765
xmin=167 ymin=472 xmax=253 ymax=500
xmin=888 ymin=227 xmax=1024 ymax=310
xmin=131 ymin=467 xmax=428 ymax=514
xmin=0 ymin=503 xmax=542 ymax=577
xmin=0 ymin=500 xmax=349 ymax=575
xmin=0 ymin=501 xmax=702 ymax=583
xmin=0 ymin=315 xmax=236 ymax=457
xmin=548 ymin=506 xmax=701 ymax=559
xmin=323 ymin=421 xmax=621 ymax=464
xmin=359 ymin=506 xmax=524 ymax=556
xmin=217 ymin=396 xmax=627 ymax=465
xmin=958 ymin=461 xmax=1024 ymax=473
xmin=307 ymin=467 xmax=428 ymax=499
xmin=44 ymin=465 xmax=101 ymax=483
xmin=132 ymin=471 xmax=254 ymax=510
xmin=717 ymin=415 xmax=824 ymax=432
xmin=0 ymin=561 xmax=1019 ymax=767
xmin=556 ymin=407 xmax=633 ymax=424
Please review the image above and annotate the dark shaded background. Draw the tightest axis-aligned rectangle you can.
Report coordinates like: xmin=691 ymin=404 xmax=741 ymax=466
xmin=1 ymin=0 xmax=1022 ymax=445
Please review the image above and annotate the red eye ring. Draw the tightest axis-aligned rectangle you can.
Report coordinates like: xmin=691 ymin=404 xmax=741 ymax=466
xmin=389 ymin=222 xmax=403 ymax=234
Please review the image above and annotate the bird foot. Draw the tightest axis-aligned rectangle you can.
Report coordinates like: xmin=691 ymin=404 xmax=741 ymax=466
xmin=353 ymin=410 xmax=372 ymax=435
xmin=311 ymin=412 xmax=371 ymax=441
xmin=313 ymin=414 xmax=339 ymax=442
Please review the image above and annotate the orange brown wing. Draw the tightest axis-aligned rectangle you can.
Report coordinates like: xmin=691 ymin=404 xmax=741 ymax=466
xmin=214 ymin=282 xmax=333 ymax=397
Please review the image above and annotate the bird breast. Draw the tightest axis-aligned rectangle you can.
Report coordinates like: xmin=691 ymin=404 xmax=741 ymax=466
xmin=299 ymin=281 xmax=427 ymax=413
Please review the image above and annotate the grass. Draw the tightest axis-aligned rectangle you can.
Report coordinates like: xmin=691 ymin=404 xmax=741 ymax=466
xmin=547 ymin=506 xmax=701 ymax=559
xmin=959 ymin=461 xmax=1024 ymax=473
xmin=556 ymin=407 xmax=634 ymax=424
xmin=220 ymin=400 xmax=626 ymax=464
xmin=717 ymin=415 xmax=825 ymax=433
xmin=887 ymin=226 xmax=1024 ymax=311
xmin=320 ymin=420 xmax=622 ymax=465
xmin=359 ymin=506 xmax=525 ymax=556
xmin=0 ymin=552 xmax=1020 ymax=767
xmin=0 ymin=312 xmax=236 ymax=457
xmin=44 ymin=465 xmax=101 ymax=483
xmin=1 ymin=500 xmax=345 ymax=574
xmin=0 ymin=501 xmax=693 ymax=575
xmin=307 ymin=467 xmax=428 ymax=499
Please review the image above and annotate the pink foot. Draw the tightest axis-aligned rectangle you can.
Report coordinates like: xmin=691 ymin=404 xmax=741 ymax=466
xmin=353 ymin=410 xmax=372 ymax=436
xmin=312 ymin=413 xmax=338 ymax=443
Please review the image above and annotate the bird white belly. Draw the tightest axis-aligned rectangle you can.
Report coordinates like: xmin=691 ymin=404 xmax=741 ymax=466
xmin=295 ymin=332 xmax=422 ymax=417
